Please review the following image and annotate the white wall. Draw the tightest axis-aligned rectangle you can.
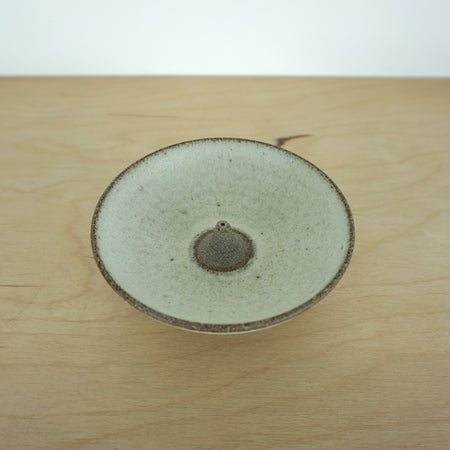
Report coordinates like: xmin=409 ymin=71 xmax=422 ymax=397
xmin=1 ymin=0 xmax=449 ymax=76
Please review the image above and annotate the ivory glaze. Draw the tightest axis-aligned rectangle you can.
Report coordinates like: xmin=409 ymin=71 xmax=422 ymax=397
xmin=91 ymin=138 xmax=354 ymax=333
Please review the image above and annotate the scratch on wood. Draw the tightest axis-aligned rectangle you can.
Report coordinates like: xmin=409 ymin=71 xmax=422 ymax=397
xmin=108 ymin=113 xmax=180 ymax=119
xmin=0 ymin=284 xmax=42 ymax=288
xmin=276 ymin=134 xmax=312 ymax=147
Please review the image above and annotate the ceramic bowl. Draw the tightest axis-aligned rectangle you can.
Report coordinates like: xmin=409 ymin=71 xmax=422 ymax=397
xmin=91 ymin=138 xmax=354 ymax=333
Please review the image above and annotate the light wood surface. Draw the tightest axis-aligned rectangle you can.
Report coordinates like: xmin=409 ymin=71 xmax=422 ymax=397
xmin=1 ymin=77 xmax=449 ymax=449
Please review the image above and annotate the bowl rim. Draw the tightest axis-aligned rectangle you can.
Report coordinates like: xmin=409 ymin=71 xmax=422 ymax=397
xmin=91 ymin=137 xmax=355 ymax=333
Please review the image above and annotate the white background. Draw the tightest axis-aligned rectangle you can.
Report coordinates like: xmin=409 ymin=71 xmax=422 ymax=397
xmin=1 ymin=0 xmax=449 ymax=76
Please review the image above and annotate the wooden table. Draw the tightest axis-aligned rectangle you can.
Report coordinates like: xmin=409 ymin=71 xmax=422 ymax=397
xmin=1 ymin=77 xmax=449 ymax=449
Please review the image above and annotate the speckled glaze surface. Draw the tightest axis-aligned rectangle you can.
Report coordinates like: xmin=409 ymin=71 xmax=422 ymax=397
xmin=91 ymin=138 xmax=354 ymax=333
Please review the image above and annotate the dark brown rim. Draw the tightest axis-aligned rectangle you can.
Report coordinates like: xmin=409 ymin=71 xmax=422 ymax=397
xmin=91 ymin=137 xmax=355 ymax=334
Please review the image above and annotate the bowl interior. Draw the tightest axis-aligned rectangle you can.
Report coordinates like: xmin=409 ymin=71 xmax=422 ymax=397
xmin=93 ymin=138 xmax=353 ymax=330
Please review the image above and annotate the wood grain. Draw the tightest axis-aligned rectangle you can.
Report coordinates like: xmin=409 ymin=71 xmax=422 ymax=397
xmin=1 ymin=77 xmax=449 ymax=449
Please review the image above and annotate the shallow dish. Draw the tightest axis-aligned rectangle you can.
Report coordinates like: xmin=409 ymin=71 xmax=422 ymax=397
xmin=91 ymin=138 xmax=354 ymax=333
